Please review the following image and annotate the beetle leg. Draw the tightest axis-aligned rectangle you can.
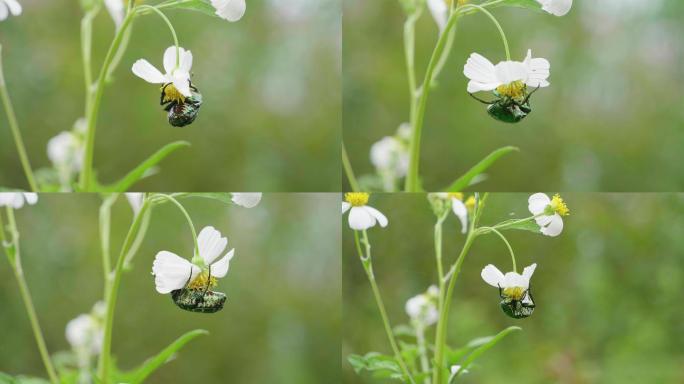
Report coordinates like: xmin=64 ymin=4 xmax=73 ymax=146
xmin=160 ymin=83 xmax=171 ymax=105
xmin=469 ymin=93 xmax=496 ymax=105
xmin=521 ymin=85 xmax=541 ymax=104
xmin=183 ymin=266 xmax=193 ymax=288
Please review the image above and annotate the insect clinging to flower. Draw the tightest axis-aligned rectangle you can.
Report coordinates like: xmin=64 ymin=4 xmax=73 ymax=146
xmin=463 ymin=50 xmax=550 ymax=123
xmin=481 ymin=263 xmax=537 ymax=319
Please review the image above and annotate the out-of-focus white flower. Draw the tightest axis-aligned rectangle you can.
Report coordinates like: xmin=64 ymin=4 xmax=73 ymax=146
xmin=370 ymin=136 xmax=409 ymax=177
xmin=434 ymin=193 xmax=474 ymax=233
xmin=464 ymin=50 xmax=550 ymax=97
xmin=47 ymin=131 xmax=84 ymax=172
xmin=0 ymin=0 xmax=21 ymax=22
xmin=231 ymin=193 xmax=262 ymax=208
xmin=536 ymin=0 xmax=572 ymax=16
xmin=104 ymin=0 xmax=124 ymax=28
xmin=125 ymin=193 xmax=144 ymax=215
xmin=152 ymin=226 xmax=234 ymax=294
xmin=481 ymin=263 xmax=536 ymax=301
xmin=405 ymin=285 xmax=439 ymax=326
xmin=341 ymin=193 xmax=388 ymax=231
xmin=0 ymin=192 xmax=37 ymax=209
xmin=528 ymin=193 xmax=569 ymax=237
xmin=132 ymin=46 xmax=193 ymax=98
xmin=426 ymin=0 xmax=448 ymax=32
xmin=65 ymin=301 xmax=105 ymax=355
xmin=210 ymin=0 xmax=246 ymax=22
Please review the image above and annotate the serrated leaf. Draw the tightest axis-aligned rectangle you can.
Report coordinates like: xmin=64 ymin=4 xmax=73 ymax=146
xmin=455 ymin=326 xmax=522 ymax=378
xmin=443 ymin=147 xmax=519 ymax=192
xmin=162 ymin=0 xmax=218 ymax=18
xmin=118 ymin=329 xmax=208 ymax=384
xmin=104 ymin=141 xmax=190 ymax=192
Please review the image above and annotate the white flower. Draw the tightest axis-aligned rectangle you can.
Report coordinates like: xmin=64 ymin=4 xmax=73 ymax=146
xmin=210 ymin=0 xmax=246 ymax=22
xmin=132 ymin=46 xmax=194 ymax=98
xmin=426 ymin=0 xmax=448 ymax=32
xmin=0 ymin=192 xmax=37 ymax=209
xmin=536 ymin=0 xmax=572 ymax=16
xmin=405 ymin=285 xmax=439 ymax=326
xmin=125 ymin=193 xmax=144 ymax=215
xmin=463 ymin=50 xmax=550 ymax=97
xmin=104 ymin=0 xmax=125 ymax=29
xmin=47 ymin=131 xmax=84 ymax=172
xmin=481 ymin=263 xmax=537 ymax=302
xmin=341 ymin=193 xmax=388 ymax=231
xmin=231 ymin=193 xmax=262 ymax=208
xmin=65 ymin=302 xmax=105 ymax=355
xmin=528 ymin=193 xmax=569 ymax=237
xmin=0 ymin=0 xmax=21 ymax=21
xmin=370 ymin=136 xmax=409 ymax=177
xmin=152 ymin=226 xmax=234 ymax=294
xmin=434 ymin=193 xmax=471 ymax=234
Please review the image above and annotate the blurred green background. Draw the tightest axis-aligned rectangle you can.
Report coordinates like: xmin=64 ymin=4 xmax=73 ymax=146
xmin=0 ymin=0 xmax=340 ymax=191
xmin=343 ymin=1 xmax=684 ymax=191
xmin=0 ymin=193 xmax=341 ymax=383
xmin=343 ymin=193 xmax=684 ymax=383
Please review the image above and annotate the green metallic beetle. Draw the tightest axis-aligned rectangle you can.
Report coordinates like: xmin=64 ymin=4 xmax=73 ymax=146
xmin=498 ymin=284 xmax=535 ymax=319
xmin=160 ymin=82 xmax=203 ymax=127
xmin=171 ymin=266 xmax=226 ymax=313
xmin=469 ymin=86 xmax=540 ymax=124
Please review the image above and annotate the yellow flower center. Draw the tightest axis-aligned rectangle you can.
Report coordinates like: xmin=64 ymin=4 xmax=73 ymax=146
xmin=345 ymin=192 xmax=369 ymax=207
xmin=503 ymin=286 xmax=525 ymax=300
xmin=465 ymin=196 xmax=476 ymax=210
xmin=496 ymin=80 xmax=526 ymax=99
xmin=550 ymin=194 xmax=570 ymax=216
xmin=447 ymin=192 xmax=464 ymax=201
xmin=161 ymin=83 xmax=186 ymax=104
xmin=187 ymin=271 xmax=218 ymax=290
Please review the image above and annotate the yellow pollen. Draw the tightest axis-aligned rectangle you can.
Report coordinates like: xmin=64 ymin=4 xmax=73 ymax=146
xmin=447 ymin=192 xmax=464 ymax=201
xmin=496 ymin=80 xmax=526 ymax=99
xmin=161 ymin=83 xmax=186 ymax=104
xmin=503 ymin=286 xmax=525 ymax=300
xmin=465 ymin=196 xmax=476 ymax=210
xmin=550 ymin=194 xmax=570 ymax=216
xmin=345 ymin=192 xmax=369 ymax=207
xmin=187 ymin=271 xmax=218 ymax=290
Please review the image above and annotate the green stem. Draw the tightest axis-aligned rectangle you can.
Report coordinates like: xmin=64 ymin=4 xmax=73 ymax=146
xmin=79 ymin=11 xmax=136 ymax=190
xmin=0 ymin=46 xmax=38 ymax=192
xmin=150 ymin=193 xmax=199 ymax=259
xmin=481 ymin=226 xmax=516 ymax=272
xmin=342 ymin=142 xmax=360 ymax=192
xmin=1 ymin=208 xmax=59 ymax=384
xmin=81 ymin=8 xmax=98 ymax=115
xmin=430 ymin=214 xmax=447 ymax=384
xmin=415 ymin=323 xmax=431 ymax=384
xmin=354 ymin=231 xmax=416 ymax=384
xmin=99 ymin=195 xmax=118 ymax=298
xmin=404 ymin=13 xmax=419 ymax=119
xmin=123 ymin=207 xmax=152 ymax=268
xmin=137 ymin=5 xmax=180 ymax=68
xmin=97 ymin=201 xmax=150 ymax=383
xmin=463 ymin=4 xmax=510 ymax=60
xmin=105 ymin=19 xmax=134 ymax=82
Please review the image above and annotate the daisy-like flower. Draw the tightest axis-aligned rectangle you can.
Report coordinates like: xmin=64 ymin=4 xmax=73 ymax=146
xmin=152 ymin=226 xmax=234 ymax=294
xmin=0 ymin=0 xmax=21 ymax=22
xmin=405 ymin=285 xmax=439 ymax=326
xmin=536 ymin=0 xmax=572 ymax=17
xmin=132 ymin=46 xmax=194 ymax=100
xmin=481 ymin=263 xmax=536 ymax=301
xmin=125 ymin=193 xmax=144 ymax=215
xmin=210 ymin=0 xmax=246 ymax=22
xmin=341 ymin=193 xmax=388 ymax=231
xmin=231 ymin=193 xmax=262 ymax=208
xmin=0 ymin=192 xmax=37 ymax=209
xmin=433 ymin=193 xmax=475 ymax=233
xmin=528 ymin=193 xmax=569 ymax=237
xmin=464 ymin=49 xmax=550 ymax=99
xmin=104 ymin=0 xmax=125 ymax=29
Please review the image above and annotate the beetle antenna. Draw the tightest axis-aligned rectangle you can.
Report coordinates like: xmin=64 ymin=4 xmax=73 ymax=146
xmin=468 ymin=93 xmax=496 ymax=105
xmin=522 ymin=85 xmax=541 ymax=104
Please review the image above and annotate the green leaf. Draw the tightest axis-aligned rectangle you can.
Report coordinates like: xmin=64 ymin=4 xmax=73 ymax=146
xmin=455 ymin=326 xmax=522 ymax=377
xmin=491 ymin=0 xmax=543 ymax=12
xmin=393 ymin=324 xmax=415 ymax=338
xmin=347 ymin=352 xmax=403 ymax=379
xmin=104 ymin=141 xmax=190 ymax=192
xmin=119 ymin=329 xmax=208 ymax=384
xmin=493 ymin=218 xmax=542 ymax=234
xmin=177 ymin=193 xmax=234 ymax=205
xmin=0 ymin=373 xmax=51 ymax=384
xmin=443 ymin=147 xmax=519 ymax=192
xmin=161 ymin=0 xmax=219 ymax=18
xmin=445 ymin=335 xmax=499 ymax=366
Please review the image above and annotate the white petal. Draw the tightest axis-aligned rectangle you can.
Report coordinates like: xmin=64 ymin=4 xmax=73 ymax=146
xmin=342 ymin=201 xmax=351 ymax=214
xmin=0 ymin=192 xmax=24 ymax=208
xmin=211 ymin=0 xmax=246 ymax=22
xmin=131 ymin=59 xmax=166 ymax=84
xmin=363 ymin=206 xmax=388 ymax=228
xmin=450 ymin=365 xmax=462 ymax=375
xmin=163 ymin=46 xmax=186 ymax=74
xmin=4 ymin=0 xmax=21 ymax=16
xmin=502 ymin=272 xmax=527 ymax=289
xmin=528 ymin=193 xmax=551 ymax=215
xmin=535 ymin=214 xmax=553 ymax=227
xmin=180 ymin=49 xmax=193 ymax=73
xmin=541 ymin=214 xmax=563 ymax=237
xmin=524 ymin=49 xmax=551 ymax=88
xmin=171 ymin=72 xmax=192 ymax=97
xmin=522 ymin=263 xmax=537 ymax=282
xmin=451 ymin=198 xmax=468 ymax=234
xmin=104 ymin=0 xmax=124 ymax=28
xmin=125 ymin=193 xmax=143 ymax=214
xmin=348 ymin=206 xmax=375 ymax=230
xmin=23 ymin=193 xmax=38 ymax=205
xmin=231 ymin=193 xmax=262 ymax=208
xmin=538 ymin=0 xmax=572 ymax=16
xmin=494 ymin=61 xmax=528 ymax=85
xmin=481 ymin=264 xmax=504 ymax=287
xmin=464 ymin=53 xmax=500 ymax=92
xmin=426 ymin=0 xmax=448 ymax=32
xmin=152 ymin=251 xmax=200 ymax=294
xmin=0 ymin=3 xmax=9 ymax=22
xmin=210 ymin=249 xmax=234 ymax=278
xmin=197 ymin=226 xmax=228 ymax=265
